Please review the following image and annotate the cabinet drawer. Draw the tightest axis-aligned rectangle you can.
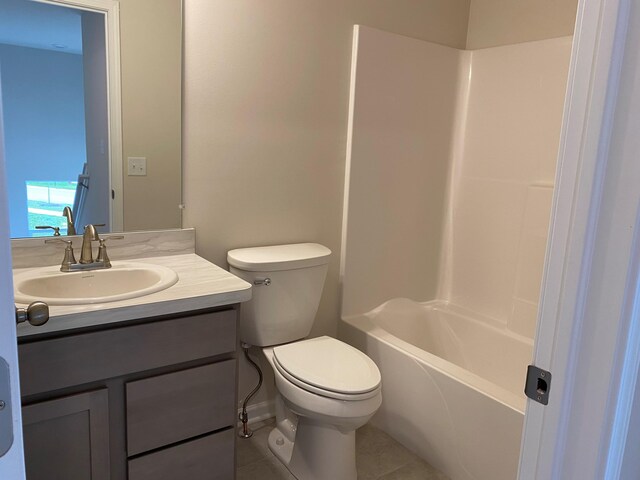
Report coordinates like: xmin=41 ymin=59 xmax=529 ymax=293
xmin=19 ymin=309 xmax=236 ymax=396
xmin=128 ymin=429 xmax=234 ymax=480
xmin=126 ymin=360 xmax=236 ymax=456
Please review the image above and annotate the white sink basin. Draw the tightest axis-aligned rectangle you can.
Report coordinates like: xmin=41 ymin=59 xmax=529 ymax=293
xmin=14 ymin=262 xmax=179 ymax=306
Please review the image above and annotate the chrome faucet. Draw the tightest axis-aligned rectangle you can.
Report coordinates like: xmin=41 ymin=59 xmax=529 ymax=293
xmin=45 ymin=224 xmax=123 ymax=272
xmin=80 ymin=224 xmax=99 ymax=264
xmin=62 ymin=207 xmax=76 ymax=235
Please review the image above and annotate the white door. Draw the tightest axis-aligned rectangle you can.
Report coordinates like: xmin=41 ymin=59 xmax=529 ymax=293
xmin=0 ymin=67 xmax=26 ymax=478
xmin=518 ymin=0 xmax=640 ymax=477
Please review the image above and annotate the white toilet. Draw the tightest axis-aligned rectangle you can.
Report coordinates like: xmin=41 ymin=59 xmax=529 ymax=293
xmin=227 ymin=243 xmax=382 ymax=480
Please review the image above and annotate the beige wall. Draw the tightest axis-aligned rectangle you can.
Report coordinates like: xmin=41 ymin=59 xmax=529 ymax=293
xmin=466 ymin=0 xmax=578 ymax=49
xmin=182 ymin=0 xmax=470 ymax=410
xmin=119 ymin=0 xmax=182 ymax=231
xmin=182 ymin=0 xmax=470 ymax=332
xmin=117 ymin=0 xmax=579 ymax=234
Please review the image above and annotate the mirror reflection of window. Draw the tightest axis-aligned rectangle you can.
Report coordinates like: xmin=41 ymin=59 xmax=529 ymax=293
xmin=25 ymin=180 xmax=77 ymax=236
xmin=0 ymin=0 xmax=110 ymax=237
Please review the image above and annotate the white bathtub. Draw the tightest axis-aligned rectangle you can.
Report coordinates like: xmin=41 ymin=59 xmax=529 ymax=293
xmin=340 ymin=298 xmax=533 ymax=480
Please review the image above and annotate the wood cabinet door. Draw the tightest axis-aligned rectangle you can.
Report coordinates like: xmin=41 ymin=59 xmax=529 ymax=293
xmin=22 ymin=389 xmax=109 ymax=480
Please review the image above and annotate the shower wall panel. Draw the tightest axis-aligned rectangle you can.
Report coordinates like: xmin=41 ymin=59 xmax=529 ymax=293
xmin=341 ymin=26 xmax=463 ymax=317
xmin=342 ymin=27 xmax=572 ymax=340
xmin=447 ymin=37 xmax=573 ymax=337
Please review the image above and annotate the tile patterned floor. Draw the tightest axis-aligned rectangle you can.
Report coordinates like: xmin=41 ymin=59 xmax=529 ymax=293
xmin=236 ymin=419 xmax=450 ymax=480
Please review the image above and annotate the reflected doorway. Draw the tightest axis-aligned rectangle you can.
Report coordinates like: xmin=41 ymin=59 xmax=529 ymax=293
xmin=0 ymin=0 xmax=110 ymax=237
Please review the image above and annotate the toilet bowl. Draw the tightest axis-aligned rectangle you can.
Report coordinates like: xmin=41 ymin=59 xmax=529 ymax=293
xmin=263 ymin=337 xmax=382 ymax=480
xmin=227 ymin=243 xmax=382 ymax=480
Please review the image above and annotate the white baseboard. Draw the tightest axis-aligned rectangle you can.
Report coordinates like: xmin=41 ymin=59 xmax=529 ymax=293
xmin=237 ymin=400 xmax=275 ymax=427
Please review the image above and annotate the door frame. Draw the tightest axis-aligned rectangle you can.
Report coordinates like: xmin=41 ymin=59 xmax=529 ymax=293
xmin=518 ymin=0 xmax=640 ymax=477
xmin=0 ymin=61 xmax=26 ymax=480
xmin=34 ymin=0 xmax=123 ymax=231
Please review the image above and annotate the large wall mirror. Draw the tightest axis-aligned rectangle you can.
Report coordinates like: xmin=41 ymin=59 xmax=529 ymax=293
xmin=0 ymin=0 xmax=182 ymax=238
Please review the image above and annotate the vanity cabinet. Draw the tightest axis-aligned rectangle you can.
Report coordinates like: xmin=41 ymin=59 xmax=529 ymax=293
xmin=18 ymin=307 xmax=239 ymax=480
xmin=22 ymin=389 xmax=110 ymax=480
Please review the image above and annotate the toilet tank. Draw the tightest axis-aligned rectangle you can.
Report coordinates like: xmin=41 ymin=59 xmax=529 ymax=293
xmin=227 ymin=243 xmax=331 ymax=347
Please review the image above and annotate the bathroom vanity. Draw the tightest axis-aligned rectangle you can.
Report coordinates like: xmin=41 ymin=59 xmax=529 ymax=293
xmin=19 ymin=307 xmax=237 ymax=480
xmin=13 ymin=230 xmax=251 ymax=480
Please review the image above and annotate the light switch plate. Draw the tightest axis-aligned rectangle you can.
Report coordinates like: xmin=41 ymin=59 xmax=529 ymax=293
xmin=127 ymin=157 xmax=147 ymax=176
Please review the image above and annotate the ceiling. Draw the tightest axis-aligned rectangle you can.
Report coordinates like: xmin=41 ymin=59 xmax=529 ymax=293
xmin=0 ymin=0 xmax=83 ymax=54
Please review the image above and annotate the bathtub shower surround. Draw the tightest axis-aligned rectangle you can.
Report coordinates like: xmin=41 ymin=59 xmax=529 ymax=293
xmin=340 ymin=26 xmax=571 ymax=480
xmin=447 ymin=39 xmax=571 ymax=338
xmin=340 ymin=27 xmax=461 ymax=317
xmin=341 ymin=299 xmax=530 ymax=480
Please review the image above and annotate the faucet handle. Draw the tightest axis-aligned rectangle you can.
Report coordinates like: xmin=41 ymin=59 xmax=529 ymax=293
xmin=44 ymin=238 xmax=77 ymax=271
xmin=101 ymin=235 xmax=124 ymax=241
xmin=36 ymin=225 xmax=61 ymax=236
xmin=96 ymin=235 xmax=124 ymax=268
xmin=44 ymin=238 xmax=72 ymax=246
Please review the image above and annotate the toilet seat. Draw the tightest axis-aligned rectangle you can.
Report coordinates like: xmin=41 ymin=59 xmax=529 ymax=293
xmin=272 ymin=336 xmax=381 ymax=401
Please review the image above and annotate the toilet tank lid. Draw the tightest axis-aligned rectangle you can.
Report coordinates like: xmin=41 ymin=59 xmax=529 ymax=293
xmin=227 ymin=243 xmax=331 ymax=272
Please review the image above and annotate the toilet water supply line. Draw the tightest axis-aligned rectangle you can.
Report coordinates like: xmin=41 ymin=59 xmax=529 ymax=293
xmin=239 ymin=342 xmax=264 ymax=439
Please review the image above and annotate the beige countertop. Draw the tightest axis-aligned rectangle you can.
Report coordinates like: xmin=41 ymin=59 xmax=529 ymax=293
xmin=15 ymin=253 xmax=252 ymax=338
